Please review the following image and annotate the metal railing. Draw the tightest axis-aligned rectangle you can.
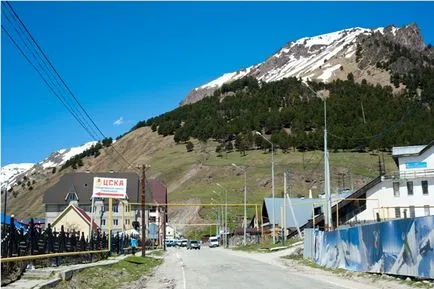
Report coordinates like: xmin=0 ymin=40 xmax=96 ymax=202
xmin=1 ymin=217 xmax=110 ymax=261
xmin=383 ymin=169 xmax=434 ymax=180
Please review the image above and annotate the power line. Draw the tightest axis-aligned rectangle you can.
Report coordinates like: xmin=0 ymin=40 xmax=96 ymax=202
xmin=1 ymin=25 xmax=100 ymax=142
xmin=3 ymin=2 xmax=135 ymax=170
xmin=4 ymin=1 xmax=102 ymax=141
xmin=1 ymin=7 xmax=101 ymax=142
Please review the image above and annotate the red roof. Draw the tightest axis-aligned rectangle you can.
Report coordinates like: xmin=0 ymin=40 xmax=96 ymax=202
xmin=148 ymin=179 xmax=167 ymax=205
xmin=73 ymin=205 xmax=99 ymax=231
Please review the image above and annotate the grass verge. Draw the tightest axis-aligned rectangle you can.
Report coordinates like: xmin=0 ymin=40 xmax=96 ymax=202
xmin=282 ymin=255 xmax=434 ymax=288
xmin=54 ymin=256 xmax=162 ymax=289
xmin=232 ymin=238 xmax=302 ymax=252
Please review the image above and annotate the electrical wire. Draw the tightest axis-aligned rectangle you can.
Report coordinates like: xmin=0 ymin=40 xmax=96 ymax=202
xmin=2 ymin=2 xmax=136 ymax=170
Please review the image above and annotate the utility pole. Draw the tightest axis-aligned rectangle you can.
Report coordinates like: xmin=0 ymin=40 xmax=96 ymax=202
xmin=324 ymin=98 xmax=331 ymax=231
xmin=303 ymin=82 xmax=331 ymax=231
xmin=232 ymin=163 xmax=247 ymax=246
xmin=285 ymin=171 xmax=302 ymax=239
xmin=141 ymin=165 xmax=146 ymax=257
xmin=3 ymin=189 xmax=7 ymax=234
xmin=255 ymin=131 xmax=275 ymax=243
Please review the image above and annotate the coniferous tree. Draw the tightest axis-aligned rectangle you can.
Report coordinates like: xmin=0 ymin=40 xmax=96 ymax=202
xmin=186 ymin=141 xmax=194 ymax=152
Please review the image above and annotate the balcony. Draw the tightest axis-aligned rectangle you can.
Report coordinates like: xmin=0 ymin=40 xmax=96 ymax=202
xmin=383 ymin=169 xmax=434 ymax=180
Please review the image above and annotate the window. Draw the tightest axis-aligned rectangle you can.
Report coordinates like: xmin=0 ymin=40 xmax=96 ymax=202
xmin=393 ymin=182 xmax=400 ymax=197
xmin=150 ymin=216 xmax=156 ymax=223
xmin=422 ymin=180 xmax=429 ymax=195
xmin=65 ymin=192 xmax=78 ymax=202
xmin=125 ymin=219 xmax=130 ymax=225
xmin=395 ymin=207 xmax=401 ymax=218
xmin=409 ymin=206 xmax=415 ymax=218
xmin=407 ymin=181 xmax=413 ymax=196
xmin=113 ymin=204 xmax=118 ymax=213
xmin=101 ymin=219 xmax=106 ymax=226
xmin=424 ymin=205 xmax=430 ymax=216
xmin=113 ymin=219 xmax=119 ymax=226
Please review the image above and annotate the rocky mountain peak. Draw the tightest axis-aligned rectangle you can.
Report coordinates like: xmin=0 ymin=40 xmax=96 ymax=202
xmin=181 ymin=23 xmax=430 ymax=105
xmin=384 ymin=23 xmax=425 ymax=51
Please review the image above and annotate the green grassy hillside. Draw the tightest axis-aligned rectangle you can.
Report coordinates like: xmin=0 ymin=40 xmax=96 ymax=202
xmin=146 ymin=138 xmax=396 ymax=225
xmin=7 ymin=127 xmax=396 ymax=227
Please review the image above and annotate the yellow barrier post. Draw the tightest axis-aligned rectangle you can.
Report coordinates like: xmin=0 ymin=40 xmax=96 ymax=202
xmin=255 ymin=204 xmax=259 ymax=228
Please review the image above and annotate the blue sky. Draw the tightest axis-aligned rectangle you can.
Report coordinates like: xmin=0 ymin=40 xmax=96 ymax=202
xmin=2 ymin=1 xmax=434 ymax=165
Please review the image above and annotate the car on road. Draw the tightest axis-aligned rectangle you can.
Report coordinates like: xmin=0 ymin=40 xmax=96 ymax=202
xmin=187 ymin=240 xmax=201 ymax=250
xmin=180 ymin=239 xmax=188 ymax=247
xmin=208 ymin=236 xmax=219 ymax=248
xmin=165 ymin=239 xmax=176 ymax=247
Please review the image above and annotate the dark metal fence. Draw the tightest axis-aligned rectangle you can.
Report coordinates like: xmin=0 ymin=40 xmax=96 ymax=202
xmin=1 ymin=216 xmax=138 ymax=286
xmin=1 ymin=217 xmax=110 ymax=258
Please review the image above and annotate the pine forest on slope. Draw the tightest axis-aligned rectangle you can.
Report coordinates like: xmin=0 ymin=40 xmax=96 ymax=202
xmin=129 ymin=23 xmax=434 ymax=152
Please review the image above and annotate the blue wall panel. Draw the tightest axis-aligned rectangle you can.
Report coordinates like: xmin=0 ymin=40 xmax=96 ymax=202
xmin=311 ymin=216 xmax=434 ymax=279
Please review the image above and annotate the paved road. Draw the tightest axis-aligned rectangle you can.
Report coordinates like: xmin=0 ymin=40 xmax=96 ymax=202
xmin=144 ymin=247 xmax=370 ymax=289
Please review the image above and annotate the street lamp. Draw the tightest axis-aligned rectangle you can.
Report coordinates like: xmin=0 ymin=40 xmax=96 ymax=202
xmin=302 ymin=82 xmax=331 ymax=230
xmin=210 ymin=197 xmax=220 ymax=236
xmin=212 ymin=190 xmax=224 ymax=240
xmin=255 ymin=131 xmax=276 ymax=243
xmin=216 ymin=183 xmax=228 ymax=248
xmin=232 ymin=163 xmax=247 ymax=246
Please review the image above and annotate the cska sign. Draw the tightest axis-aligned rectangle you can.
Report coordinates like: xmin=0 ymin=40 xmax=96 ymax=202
xmin=92 ymin=177 xmax=128 ymax=199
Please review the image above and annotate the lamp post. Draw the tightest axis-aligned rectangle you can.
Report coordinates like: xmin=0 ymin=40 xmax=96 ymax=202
xmin=211 ymin=197 xmax=220 ymax=236
xmin=216 ymin=183 xmax=228 ymax=248
xmin=303 ymin=82 xmax=331 ymax=230
xmin=255 ymin=131 xmax=276 ymax=243
xmin=232 ymin=163 xmax=247 ymax=246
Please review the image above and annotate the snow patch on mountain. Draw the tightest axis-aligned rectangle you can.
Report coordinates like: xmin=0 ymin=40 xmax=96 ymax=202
xmin=318 ymin=64 xmax=342 ymax=81
xmin=38 ymin=141 xmax=98 ymax=169
xmin=0 ymin=163 xmax=34 ymax=191
xmin=1 ymin=141 xmax=98 ymax=190
xmin=198 ymin=65 xmax=257 ymax=90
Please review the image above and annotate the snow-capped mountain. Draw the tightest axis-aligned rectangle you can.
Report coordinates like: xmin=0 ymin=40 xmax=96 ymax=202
xmin=182 ymin=24 xmax=428 ymax=105
xmin=1 ymin=141 xmax=97 ymax=190
xmin=34 ymin=141 xmax=98 ymax=170
xmin=0 ymin=163 xmax=34 ymax=191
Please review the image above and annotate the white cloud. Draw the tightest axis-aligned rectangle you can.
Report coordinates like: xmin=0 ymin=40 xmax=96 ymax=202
xmin=113 ymin=116 xmax=124 ymax=126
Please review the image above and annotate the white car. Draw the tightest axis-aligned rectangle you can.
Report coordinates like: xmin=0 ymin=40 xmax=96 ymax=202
xmin=208 ymin=236 xmax=219 ymax=248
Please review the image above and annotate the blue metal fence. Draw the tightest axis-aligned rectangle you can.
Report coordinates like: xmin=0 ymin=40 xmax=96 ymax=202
xmin=308 ymin=215 xmax=434 ymax=279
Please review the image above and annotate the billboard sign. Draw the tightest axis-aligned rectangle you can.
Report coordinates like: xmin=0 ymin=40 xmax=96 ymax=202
xmin=92 ymin=177 xmax=127 ymax=199
xmin=405 ymin=161 xmax=427 ymax=169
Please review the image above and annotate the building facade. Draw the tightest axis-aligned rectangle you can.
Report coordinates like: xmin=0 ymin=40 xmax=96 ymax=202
xmin=51 ymin=204 xmax=99 ymax=239
xmin=352 ymin=142 xmax=434 ymax=222
xmin=43 ymin=172 xmax=167 ymax=240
